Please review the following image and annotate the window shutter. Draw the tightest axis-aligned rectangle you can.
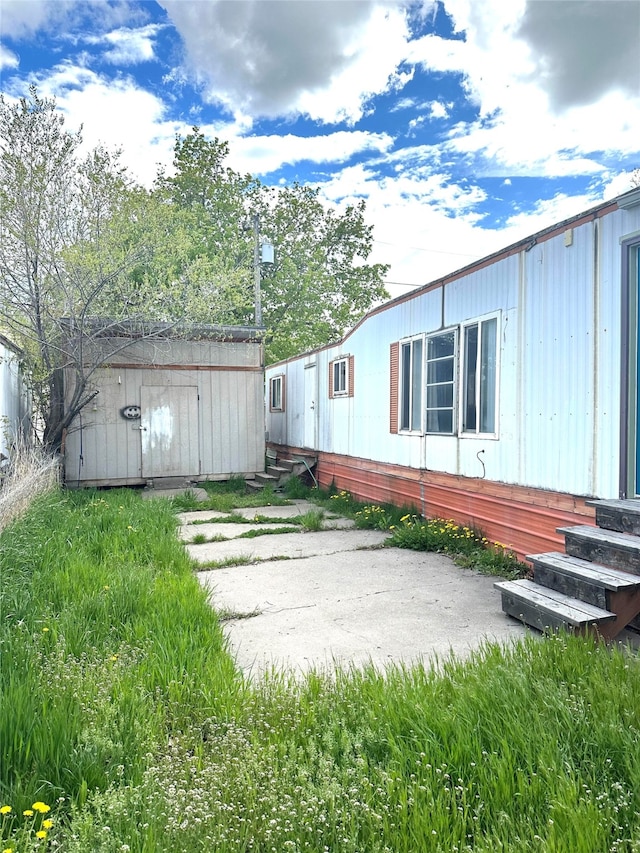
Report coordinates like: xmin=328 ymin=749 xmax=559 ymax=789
xmin=328 ymin=361 xmax=334 ymax=398
xmin=281 ymin=375 xmax=286 ymax=412
xmin=348 ymin=355 xmax=355 ymax=398
xmin=389 ymin=342 xmax=399 ymax=433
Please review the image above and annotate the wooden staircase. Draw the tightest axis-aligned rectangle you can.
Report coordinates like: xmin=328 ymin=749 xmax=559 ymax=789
xmin=247 ymin=453 xmax=317 ymax=492
xmin=495 ymin=499 xmax=640 ymax=640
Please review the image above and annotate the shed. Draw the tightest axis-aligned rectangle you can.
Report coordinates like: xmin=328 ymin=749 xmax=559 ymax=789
xmin=63 ymin=323 xmax=265 ymax=488
xmin=0 ymin=333 xmax=32 ymax=463
xmin=265 ymin=187 xmax=640 ymax=560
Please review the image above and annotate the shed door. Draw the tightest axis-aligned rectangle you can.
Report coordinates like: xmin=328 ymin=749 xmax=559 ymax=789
xmin=140 ymin=386 xmax=200 ymax=478
xmin=304 ymin=364 xmax=317 ymax=449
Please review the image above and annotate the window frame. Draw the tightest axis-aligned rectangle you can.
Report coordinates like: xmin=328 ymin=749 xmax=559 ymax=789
xmin=269 ymin=374 xmax=285 ymax=412
xmin=332 ymin=356 xmax=349 ymax=397
xmin=459 ymin=312 xmax=500 ymax=438
xmin=425 ymin=327 xmax=457 ymax=435
xmin=398 ymin=334 xmax=425 ymax=434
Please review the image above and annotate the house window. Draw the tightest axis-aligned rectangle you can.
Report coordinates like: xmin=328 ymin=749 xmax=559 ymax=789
xmin=461 ymin=315 xmax=498 ymax=435
xmin=329 ymin=355 xmax=354 ymax=398
xmin=269 ymin=374 xmax=285 ymax=412
xmin=333 ymin=358 xmax=348 ymax=395
xmin=426 ymin=329 xmax=456 ymax=434
xmin=400 ymin=336 xmax=423 ymax=432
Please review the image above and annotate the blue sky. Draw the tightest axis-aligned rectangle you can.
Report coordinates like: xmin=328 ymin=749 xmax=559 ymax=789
xmin=1 ymin=0 xmax=639 ymax=297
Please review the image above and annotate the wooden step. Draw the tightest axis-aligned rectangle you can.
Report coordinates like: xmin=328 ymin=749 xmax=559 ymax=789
xmin=254 ymin=472 xmax=279 ymax=486
xmin=267 ymin=465 xmax=290 ymax=479
xmin=586 ymin=499 xmax=640 ymax=537
xmin=527 ymin=551 xmax=640 ymax=609
xmin=495 ymin=579 xmax=616 ymax=634
xmin=278 ymin=459 xmax=309 ymax=474
xmin=558 ymin=525 xmax=640 ymax=574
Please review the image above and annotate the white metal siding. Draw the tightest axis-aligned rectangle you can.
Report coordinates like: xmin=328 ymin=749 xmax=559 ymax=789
xmin=64 ymin=337 xmax=264 ymax=484
xmin=266 ymin=201 xmax=640 ymax=500
xmin=0 ymin=339 xmax=31 ymax=460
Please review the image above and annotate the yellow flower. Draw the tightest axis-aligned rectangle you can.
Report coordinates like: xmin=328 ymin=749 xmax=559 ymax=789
xmin=32 ymin=802 xmax=50 ymax=814
xmin=0 ymin=805 xmax=11 ymax=814
xmin=42 ymin=819 xmax=53 ymax=829
xmin=42 ymin=627 xmax=49 ymax=632
xmin=4 ymin=847 xmax=15 ymax=853
xmin=23 ymin=809 xmax=34 ymax=816
xmin=36 ymin=830 xmax=47 ymax=839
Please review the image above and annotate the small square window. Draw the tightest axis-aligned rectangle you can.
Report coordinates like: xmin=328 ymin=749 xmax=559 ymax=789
xmin=270 ymin=375 xmax=284 ymax=411
xmin=329 ymin=356 xmax=354 ymax=398
xmin=333 ymin=358 xmax=348 ymax=395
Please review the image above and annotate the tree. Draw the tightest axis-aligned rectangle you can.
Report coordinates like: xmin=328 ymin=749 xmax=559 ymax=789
xmin=0 ymin=88 xmax=172 ymax=451
xmin=631 ymin=168 xmax=640 ymax=188
xmin=1 ymin=98 xmax=389 ymax=451
xmin=154 ymin=129 xmax=390 ymax=362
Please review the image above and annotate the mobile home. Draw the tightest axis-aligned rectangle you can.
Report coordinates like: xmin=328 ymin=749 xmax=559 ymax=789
xmin=266 ymin=188 xmax=640 ymax=561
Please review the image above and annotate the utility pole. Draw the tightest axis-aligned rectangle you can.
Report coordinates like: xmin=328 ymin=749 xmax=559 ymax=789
xmin=253 ymin=213 xmax=262 ymax=327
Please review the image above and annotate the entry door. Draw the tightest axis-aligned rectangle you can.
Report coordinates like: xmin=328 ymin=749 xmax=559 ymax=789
xmin=140 ymin=386 xmax=200 ymax=478
xmin=304 ymin=364 xmax=317 ymax=449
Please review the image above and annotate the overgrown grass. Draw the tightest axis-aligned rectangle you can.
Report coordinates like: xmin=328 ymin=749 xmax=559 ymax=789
xmin=171 ymin=479 xmax=290 ymax=513
xmin=3 ymin=485 xmax=640 ymax=852
xmin=0 ymin=439 xmax=60 ymax=532
xmin=0 ymin=488 xmax=242 ymax=832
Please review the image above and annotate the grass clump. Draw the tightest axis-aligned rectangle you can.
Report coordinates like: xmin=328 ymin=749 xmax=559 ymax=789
xmin=387 ymin=514 xmax=528 ymax=578
xmin=0 ymin=438 xmax=60 ymax=532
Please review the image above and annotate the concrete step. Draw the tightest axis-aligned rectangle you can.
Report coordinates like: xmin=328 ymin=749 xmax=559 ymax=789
xmin=494 ymin=579 xmax=616 ymax=634
xmin=527 ymin=551 xmax=640 ymax=610
xmin=586 ymin=499 xmax=640 ymax=537
xmin=146 ymin=477 xmax=193 ymax=489
xmin=558 ymin=525 xmax=640 ymax=574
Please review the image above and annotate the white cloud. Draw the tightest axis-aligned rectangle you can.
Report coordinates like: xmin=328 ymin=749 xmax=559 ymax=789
xmin=407 ymin=0 xmax=640 ymax=179
xmin=0 ymin=45 xmax=19 ymax=70
xmin=225 ymin=131 xmax=394 ymax=176
xmin=0 ymin=0 xmax=144 ymax=38
xmin=86 ymin=24 xmax=162 ymax=65
xmin=158 ymin=0 xmax=422 ymax=122
xmin=29 ymin=63 xmax=181 ymax=184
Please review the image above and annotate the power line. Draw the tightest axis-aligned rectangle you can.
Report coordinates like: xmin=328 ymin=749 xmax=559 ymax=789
xmin=384 ymin=280 xmax=424 ymax=288
xmin=374 ymin=238 xmax=479 ymax=259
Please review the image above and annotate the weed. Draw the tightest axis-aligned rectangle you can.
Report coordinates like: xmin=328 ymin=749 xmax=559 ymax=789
xmin=196 ymin=555 xmax=255 ymax=569
xmin=298 ymin=508 xmax=325 ymax=532
xmin=284 ymin=476 xmax=312 ymax=499
xmin=217 ymin=608 xmax=261 ymax=622
xmin=237 ymin=526 xmax=300 ymax=539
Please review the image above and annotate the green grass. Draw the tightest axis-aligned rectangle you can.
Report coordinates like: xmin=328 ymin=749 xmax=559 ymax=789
xmin=172 ymin=479 xmax=291 ymax=514
xmin=2 ymin=486 xmax=640 ymax=853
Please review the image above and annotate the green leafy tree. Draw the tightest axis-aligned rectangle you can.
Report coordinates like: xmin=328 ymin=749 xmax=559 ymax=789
xmin=155 ymin=129 xmax=390 ymax=362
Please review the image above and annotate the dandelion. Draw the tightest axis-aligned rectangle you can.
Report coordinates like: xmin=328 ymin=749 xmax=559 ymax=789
xmin=43 ymin=819 xmax=53 ymax=829
xmin=42 ymin=627 xmax=49 ymax=632
xmin=23 ymin=809 xmax=34 ymax=816
xmin=32 ymin=802 xmax=50 ymax=814
xmin=36 ymin=830 xmax=47 ymax=839
xmin=0 ymin=805 xmax=11 ymax=814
